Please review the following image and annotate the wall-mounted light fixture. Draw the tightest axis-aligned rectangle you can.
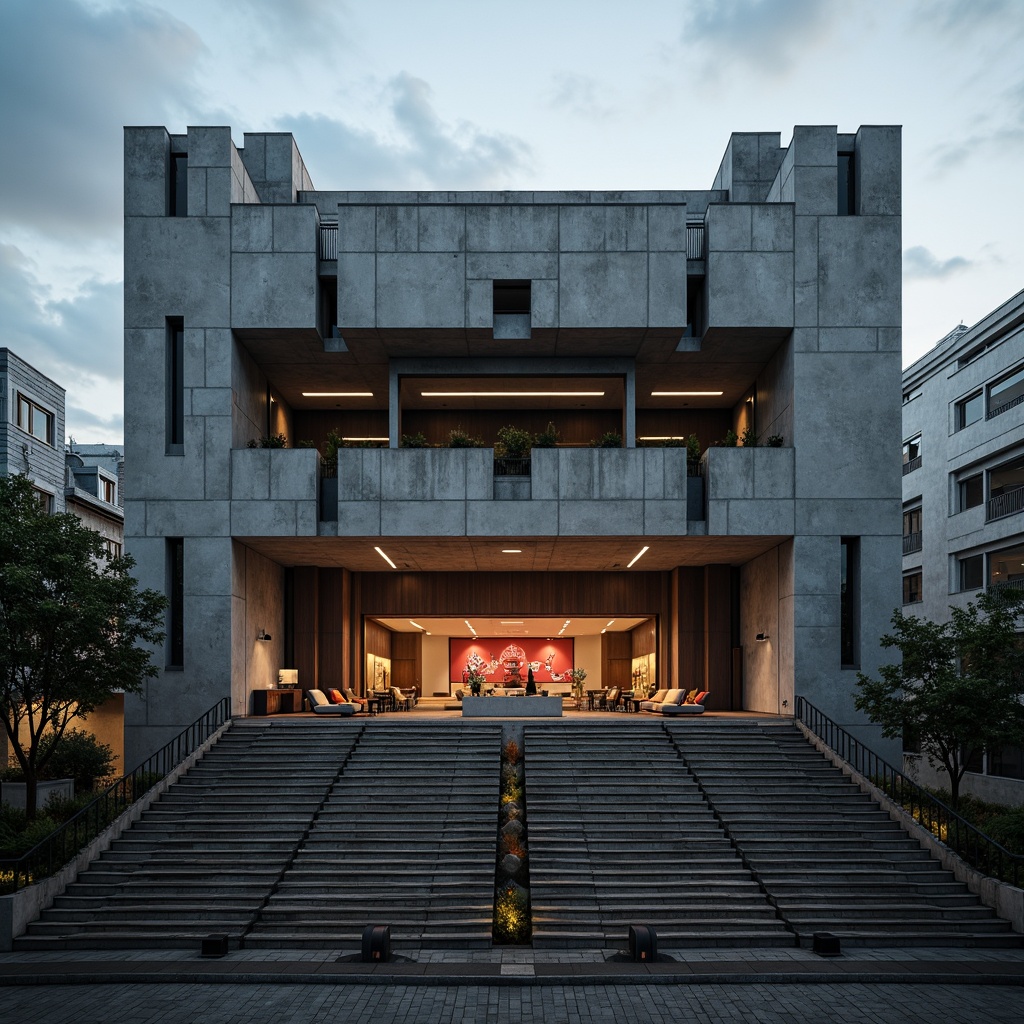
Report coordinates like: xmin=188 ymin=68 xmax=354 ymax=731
xmin=257 ymin=629 xmax=273 ymax=642
xmin=755 ymin=632 xmax=769 ymax=642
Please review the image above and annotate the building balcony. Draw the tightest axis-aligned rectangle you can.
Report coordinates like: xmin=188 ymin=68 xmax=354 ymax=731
xmin=229 ymin=448 xmax=321 ymax=535
xmin=323 ymin=447 xmax=703 ymax=538
xmin=703 ymin=446 xmax=795 ymax=535
xmin=987 ymin=484 xmax=1024 ymax=523
xmin=902 ymin=531 xmax=922 ymax=555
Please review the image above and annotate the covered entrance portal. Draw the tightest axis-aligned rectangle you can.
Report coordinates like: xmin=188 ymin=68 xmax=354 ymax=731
xmin=247 ymin=534 xmax=788 ymax=713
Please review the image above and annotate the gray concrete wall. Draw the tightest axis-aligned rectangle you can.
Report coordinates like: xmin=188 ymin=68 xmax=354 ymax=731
xmin=334 ymin=200 xmax=688 ymax=334
xmin=330 ymin=447 xmax=692 ymax=539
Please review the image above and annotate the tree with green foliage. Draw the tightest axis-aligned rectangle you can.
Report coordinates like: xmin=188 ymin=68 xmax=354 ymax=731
xmin=855 ymin=589 xmax=1024 ymax=807
xmin=0 ymin=475 xmax=165 ymax=818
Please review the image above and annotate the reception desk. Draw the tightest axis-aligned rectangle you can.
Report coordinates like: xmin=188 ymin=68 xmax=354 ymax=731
xmin=461 ymin=696 xmax=563 ymax=718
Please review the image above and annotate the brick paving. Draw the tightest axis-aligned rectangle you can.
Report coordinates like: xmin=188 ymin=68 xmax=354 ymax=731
xmin=1 ymin=947 xmax=1022 ymax=1022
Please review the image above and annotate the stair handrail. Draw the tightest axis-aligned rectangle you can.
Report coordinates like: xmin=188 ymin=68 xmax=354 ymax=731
xmin=0 ymin=697 xmax=231 ymax=894
xmin=795 ymin=696 xmax=1022 ymax=888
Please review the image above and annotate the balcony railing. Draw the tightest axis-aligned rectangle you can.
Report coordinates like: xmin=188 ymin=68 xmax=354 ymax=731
xmin=902 ymin=455 xmax=922 ymax=475
xmin=986 ymin=484 xmax=1024 ymax=522
xmin=986 ymin=392 xmax=1024 ymax=420
xmin=990 ymin=578 xmax=1024 ymax=594
xmin=796 ymin=697 xmax=1023 ymax=887
xmin=319 ymin=222 xmax=338 ymax=260
xmin=902 ymin=531 xmax=922 ymax=555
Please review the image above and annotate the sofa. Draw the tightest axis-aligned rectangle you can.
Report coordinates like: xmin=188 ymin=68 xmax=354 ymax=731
xmin=307 ymin=688 xmax=357 ymax=715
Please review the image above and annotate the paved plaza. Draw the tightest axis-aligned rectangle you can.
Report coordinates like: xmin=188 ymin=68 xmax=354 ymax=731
xmin=1 ymin=947 xmax=1022 ymax=1023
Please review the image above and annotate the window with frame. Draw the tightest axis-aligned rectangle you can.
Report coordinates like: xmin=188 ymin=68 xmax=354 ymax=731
xmin=988 ymin=542 xmax=1024 ymax=592
xmin=17 ymin=393 xmax=54 ymax=445
xmin=167 ymin=537 xmax=184 ymax=668
xmin=955 ymin=391 xmax=983 ymax=430
xmin=957 ymin=473 xmax=983 ymax=512
xmin=902 ymin=570 xmax=922 ymax=605
xmin=902 ymin=434 xmax=921 ymax=474
xmin=957 ymin=554 xmax=983 ymax=592
xmin=101 ymin=478 xmax=116 ymax=504
xmin=104 ymin=539 xmax=122 ymax=559
xmin=32 ymin=487 xmax=53 ymax=514
xmin=840 ymin=537 xmax=859 ymax=668
xmin=987 ymin=365 xmax=1024 ymax=419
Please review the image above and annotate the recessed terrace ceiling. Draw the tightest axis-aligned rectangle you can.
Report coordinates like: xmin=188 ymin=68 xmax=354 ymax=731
xmin=240 ymin=535 xmax=787 ymax=573
xmin=371 ymin=615 xmax=647 ymax=637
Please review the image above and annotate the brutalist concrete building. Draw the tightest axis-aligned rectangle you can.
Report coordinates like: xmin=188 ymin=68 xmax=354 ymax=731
xmin=122 ymin=124 xmax=902 ymax=765
xmin=902 ymin=288 xmax=1024 ymax=802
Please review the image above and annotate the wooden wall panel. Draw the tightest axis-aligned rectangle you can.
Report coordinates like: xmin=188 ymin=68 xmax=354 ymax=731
xmin=674 ymin=567 xmax=706 ymax=694
xmin=293 ymin=566 xmax=319 ymax=691
xmin=391 ymin=632 xmax=421 ymax=694
xmin=317 ymin=568 xmax=347 ymax=690
xmin=705 ymin=564 xmax=733 ymax=711
xmin=293 ymin=411 xmax=389 ymax=450
xmin=402 ymin=410 xmax=620 ymax=448
xmin=636 ymin=409 xmax=732 ymax=452
xmin=358 ymin=572 xmax=665 ymax=618
xmin=602 ymin=632 xmax=632 ymax=689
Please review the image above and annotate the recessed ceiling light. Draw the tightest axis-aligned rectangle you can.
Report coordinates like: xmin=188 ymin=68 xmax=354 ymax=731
xmin=501 ymin=621 xmax=524 ymax=624
xmin=302 ymin=392 xmax=374 ymax=397
xmin=343 ymin=436 xmax=389 ymax=442
xmin=374 ymin=546 xmax=397 ymax=569
xmin=637 ymin=436 xmax=687 ymax=441
xmin=650 ymin=391 xmax=723 ymax=396
xmin=627 ymin=545 xmax=650 ymax=568
xmin=502 ymin=549 xmax=522 ymax=554
xmin=605 ymin=620 xmax=616 ymax=628
xmin=421 ymin=391 xmax=605 ymax=397
xmin=409 ymin=620 xmax=425 ymax=630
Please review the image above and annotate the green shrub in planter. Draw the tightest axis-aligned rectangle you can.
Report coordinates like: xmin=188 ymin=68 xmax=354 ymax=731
xmin=496 ymin=425 xmax=533 ymax=459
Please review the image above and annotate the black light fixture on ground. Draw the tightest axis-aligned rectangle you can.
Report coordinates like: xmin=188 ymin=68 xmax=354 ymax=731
xmin=361 ymin=924 xmax=391 ymax=962
xmin=628 ymin=923 xmax=657 ymax=962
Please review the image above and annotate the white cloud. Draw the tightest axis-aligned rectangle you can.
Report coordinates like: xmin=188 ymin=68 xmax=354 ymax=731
xmin=903 ymin=245 xmax=972 ymax=280
xmin=682 ymin=0 xmax=838 ymax=73
xmin=278 ymin=74 xmax=532 ymax=189
xmin=547 ymin=73 xmax=617 ymax=120
xmin=0 ymin=0 xmax=205 ymax=238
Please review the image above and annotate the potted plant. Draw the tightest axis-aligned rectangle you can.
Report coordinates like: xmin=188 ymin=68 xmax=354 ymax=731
xmin=568 ymin=667 xmax=587 ymax=704
xmin=467 ymin=670 xmax=486 ymax=696
xmin=595 ymin=432 xmax=622 ymax=448
xmin=534 ymin=422 xmax=559 ymax=448
xmin=496 ymin=425 xmax=533 ymax=459
xmin=447 ymin=427 xmax=482 ymax=448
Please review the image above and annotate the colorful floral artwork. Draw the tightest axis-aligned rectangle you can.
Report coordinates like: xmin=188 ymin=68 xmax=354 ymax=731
xmin=450 ymin=638 xmax=575 ymax=684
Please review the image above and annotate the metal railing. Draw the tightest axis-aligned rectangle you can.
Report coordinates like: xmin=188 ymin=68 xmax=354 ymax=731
xmin=0 ymin=698 xmax=230 ymax=893
xmin=986 ymin=392 xmax=1024 ymax=420
xmin=319 ymin=222 xmax=338 ymax=260
xmin=902 ymin=455 xmax=922 ymax=475
xmin=990 ymin=578 xmax=1024 ymax=594
xmin=686 ymin=224 xmax=705 ymax=260
xmin=795 ymin=697 xmax=1023 ymax=887
xmin=986 ymin=484 xmax=1024 ymax=522
xmin=902 ymin=531 xmax=922 ymax=555
xmin=494 ymin=456 xmax=531 ymax=477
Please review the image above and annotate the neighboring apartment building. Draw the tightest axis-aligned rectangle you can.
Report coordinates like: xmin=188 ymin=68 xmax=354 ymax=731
xmin=0 ymin=348 xmax=66 ymax=513
xmin=122 ymin=123 xmax=902 ymax=767
xmin=0 ymin=351 xmax=127 ymax=774
xmin=901 ymin=288 xmax=1024 ymax=804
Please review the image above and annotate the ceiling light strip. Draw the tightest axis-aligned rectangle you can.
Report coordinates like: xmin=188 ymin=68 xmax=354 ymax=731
xmin=650 ymin=391 xmax=723 ymax=396
xmin=302 ymin=392 xmax=374 ymax=397
xmin=374 ymin=546 xmax=397 ymax=569
xmin=627 ymin=545 xmax=650 ymax=568
xmin=421 ymin=391 xmax=605 ymax=397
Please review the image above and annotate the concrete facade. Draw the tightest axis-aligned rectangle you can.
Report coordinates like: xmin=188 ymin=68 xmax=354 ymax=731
xmin=902 ymin=288 xmax=1024 ymax=804
xmin=122 ymin=124 xmax=903 ymax=766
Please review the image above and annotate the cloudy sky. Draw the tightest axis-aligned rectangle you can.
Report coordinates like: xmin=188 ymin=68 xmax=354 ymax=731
xmin=2 ymin=0 xmax=1022 ymax=444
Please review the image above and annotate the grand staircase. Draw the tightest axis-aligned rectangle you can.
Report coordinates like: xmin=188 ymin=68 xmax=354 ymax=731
xmin=13 ymin=715 xmax=1020 ymax=952
xmin=667 ymin=718 xmax=1018 ymax=947
xmin=524 ymin=722 xmax=792 ymax=947
xmin=246 ymin=722 xmax=500 ymax=949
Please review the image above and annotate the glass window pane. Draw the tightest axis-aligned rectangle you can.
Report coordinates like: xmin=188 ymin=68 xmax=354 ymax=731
xmin=989 ymin=366 xmax=1024 ymax=416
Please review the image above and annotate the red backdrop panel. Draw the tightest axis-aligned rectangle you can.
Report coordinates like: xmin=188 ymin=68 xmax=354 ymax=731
xmin=449 ymin=638 xmax=575 ymax=683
